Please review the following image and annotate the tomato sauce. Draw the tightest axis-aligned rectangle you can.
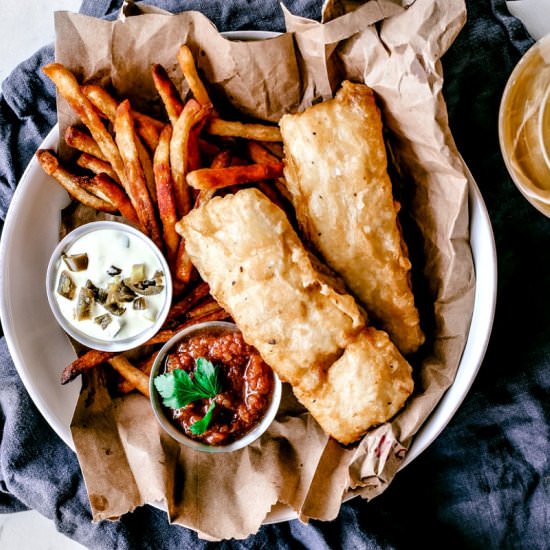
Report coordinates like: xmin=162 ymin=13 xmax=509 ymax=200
xmin=164 ymin=331 xmax=274 ymax=445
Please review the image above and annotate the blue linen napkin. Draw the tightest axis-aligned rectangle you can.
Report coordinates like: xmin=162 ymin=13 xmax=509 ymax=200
xmin=0 ymin=1 xmax=545 ymax=548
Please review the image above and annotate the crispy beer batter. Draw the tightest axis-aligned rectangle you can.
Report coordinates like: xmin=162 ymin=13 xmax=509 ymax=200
xmin=178 ymin=189 xmax=413 ymax=444
xmin=280 ymin=81 xmax=424 ymax=355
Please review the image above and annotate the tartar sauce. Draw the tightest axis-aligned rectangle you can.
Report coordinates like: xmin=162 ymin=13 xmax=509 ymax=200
xmin=54 ymin=228 xmax=167 ymax=341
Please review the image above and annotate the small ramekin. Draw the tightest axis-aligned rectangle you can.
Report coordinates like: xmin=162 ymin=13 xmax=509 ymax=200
xmin=46 ymin=220 xmax=172 ymax=352
xmin=149 ymin=321 xmax=282 ymax=453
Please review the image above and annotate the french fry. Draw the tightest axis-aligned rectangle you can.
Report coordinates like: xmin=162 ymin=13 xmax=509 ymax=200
xmin=198 ymin=138 xmax=220 ymax=158
xmin=65 ymin=126 xmax=107 ymax=161
xmin=206 ymin=118 xmax=282 ymax=142
xmin=170 ymin=99 xmax=211 ymax=217
xmin=195 ymin=149 xmax=232 ymax=206
xmin=117 ymin=350 xmax=159 ymax=394
xmin=81 ymin=173 xmax=142 ymax=227
xmin=246 ymin=141 xmax=282 ymax=167
xmin=108 ymin=356 xmax=150 ymax=398
xmin=60 ymin=303 xmax=229 ymax=385
xmin=175 ymin=240 xmax=194 ymax=284
xmin=152 ymin=64 xmax=183 ymax=126
xmin=134 ymin=114 xmax=160 ymax=151
xmin=81 ymin=84 xmax=118 ymax=121
xmin=42 ymin=64 xmax=128 ymax=187
xmin=60 ymin=350 xmax=116 ymax=384
xmin=172 ymin=307 xmax=230 ymax=333
xmin=164 ymin=281 xmax=210 ymax=324
xmin=36 ymin=150 xmax=117 ymax=213
xmin=136 ymin=136 xmax=157 ymax=202
xmin=83 ymin=84 xmax=162 ymax=150
xmin=76 ymin=153 xmax=120 ymax=183
xmin=114 ymin=99 xmax=162 ymax=248
xmin=154 ymin=125 xmax=180 ymax=265
xmin=186 ymin=299 xmax=221 ymax=319
xmin=177 ymin=45 xmax=212 ymax=106
xmin=260 ymin=141 xmax=284 ymax=159
xmin=186 ymin=163 xmax=284 ymax=191
xmin=187 ymin=126 xmax=203 ymax=172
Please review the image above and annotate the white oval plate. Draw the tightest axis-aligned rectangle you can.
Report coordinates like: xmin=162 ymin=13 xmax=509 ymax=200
xmin=0 ymin=31 xmax=497 ymax=525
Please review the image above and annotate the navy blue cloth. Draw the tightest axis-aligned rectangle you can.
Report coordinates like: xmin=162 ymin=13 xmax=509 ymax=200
xmin=0 ymin=1 xmax=546 ymax=548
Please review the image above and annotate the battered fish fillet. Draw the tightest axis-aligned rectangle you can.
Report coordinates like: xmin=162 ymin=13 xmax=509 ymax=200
xmin=177 ymin=188 xmax=413 ymax=444
xmin=280 ymin=81 xmax=424 ymax=355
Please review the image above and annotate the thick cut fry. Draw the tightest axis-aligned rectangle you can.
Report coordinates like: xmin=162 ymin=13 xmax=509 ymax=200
xmin=60 ymin=350 xmax=116 ymax=384
xmin=60 ymin=304 xmax=229 ymax=385
xmin=117 ymin=350 xmax=159 ymax=394
xmin=186 ymin=299 xmax=220 ymax=319
xmin=198 ymin=138 xmax=220 ymax=157
xmin=108 ymin=356 xmax=150 ymax=398
xmin=65 ymin=126 xmax=107 ymax=161
xmin=187 ymin=126 xmax=202 ymax=172
xmin=134 ymin=115 xmax=160 ymax=151
xmin=81 ymin=84 xmax=118 ymax=121
xmin=175 ymin=239 xmax=194 ymax=283
xmin=152 ymin=64 xmax=183 ymax=125
xmin=187 ymin=163 xmax=283 ymax=191
xmin=177 ymin=45 xmax=212 ymax=106
xmin=136 ymin=136 xmax=157 ymax=202
xmin=195 ymin=149 xmax=232 ymax=206
xmin=83 ymin=84 xmax=161 ymax=150
xmin=81 ymin=173 xmax=141 ymax=226
xmin=164 ymin=281 xmax=210 ymax=324
xmin=42 ymin=64 xmax=128 ymax=187
xmin=154 ymin=125 xmax=180 ymax=265
xmin=76 ymin=153 xmax=120 ymax=183
xmin=173 ymin=308 xmax=230 ymax=332
xmin=247 ymin=141 xmax=282 ymax=167
xmin=114 ymin=99 xmax=162 ymax=247
xmin=206 ymin=118 xmax=282 ymax=142
xmin=170 ymin=99 xmax=211 ymax=217
xmin=260 ymin=141 xmax=284 ymax=159
xmin=36 ymin=150 xmax=117 ymax=213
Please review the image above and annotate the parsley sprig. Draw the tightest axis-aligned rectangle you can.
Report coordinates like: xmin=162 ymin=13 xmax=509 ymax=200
xmin=154 ymin=357 xmax=222 ymax=435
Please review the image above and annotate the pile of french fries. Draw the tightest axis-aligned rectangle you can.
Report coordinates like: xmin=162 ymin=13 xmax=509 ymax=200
xmin=39 ymin=45 xmax=289 ymax=397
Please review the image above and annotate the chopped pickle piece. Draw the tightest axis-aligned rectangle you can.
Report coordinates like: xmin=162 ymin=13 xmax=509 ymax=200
xmin=123 ymin=278 xmax=165 ymax=295
xmin=153 ymin=270 xmax=164 ymax=285
xmin=118 ymin=282 xmax=137 ymax=302
xmin=107 ymin=265 xmax=122 ymax=276
xmin=104 ymin=301 xmax=126 ymax=316
xmin=62 ymin=252 xmax=89 ymax=272
xmin=130 ymin=264 xmax=146 ymax=284
xmin=75 ymin=287 xmax=94 ymax=321
xmin=94 ymin=313 xmax=112 ymax=329
xmin=85 ymin=280 xmax=107 ymax=304
xmin=133 ymin=297 xmax=147 ymax=310
xmin=57 ymin=270 xmax=76 ymax=300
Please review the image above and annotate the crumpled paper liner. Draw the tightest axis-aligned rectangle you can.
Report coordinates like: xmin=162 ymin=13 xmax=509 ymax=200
xmin=54 ymin=0 xmax=476 ymax=540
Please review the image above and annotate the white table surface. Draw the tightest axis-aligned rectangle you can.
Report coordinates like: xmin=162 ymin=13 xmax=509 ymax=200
xmin=0 ymin=1 xmax=545 ymax=549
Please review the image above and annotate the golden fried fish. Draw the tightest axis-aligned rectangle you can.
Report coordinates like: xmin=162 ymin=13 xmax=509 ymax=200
xmin=177 ymin=188 xmax=413 ymax=444
xmin=280 ymin=81 xmax=424 ymax=355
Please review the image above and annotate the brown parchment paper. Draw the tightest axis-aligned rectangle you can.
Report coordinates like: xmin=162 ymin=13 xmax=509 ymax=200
xmin=53 ymin=0 xmax=477 ymax=540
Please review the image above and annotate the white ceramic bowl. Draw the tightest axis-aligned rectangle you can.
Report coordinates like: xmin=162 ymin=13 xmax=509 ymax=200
xmin=46 ymin=220 xmax=172 ymax=352
xmin=149 ymin=321 xmax=282 ymax=453
xmin=0 ymin=30 xmax=497 ymax=525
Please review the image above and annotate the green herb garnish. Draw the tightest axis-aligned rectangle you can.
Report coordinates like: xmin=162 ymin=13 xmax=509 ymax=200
xmin=154 ymin=357 xmax=222 ymax=435
xmin=189 ymin=400 xmax=217 ymax=435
